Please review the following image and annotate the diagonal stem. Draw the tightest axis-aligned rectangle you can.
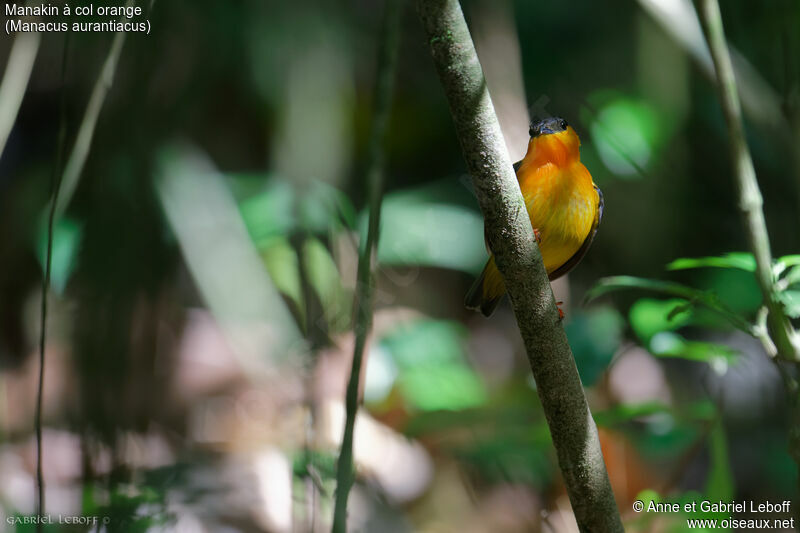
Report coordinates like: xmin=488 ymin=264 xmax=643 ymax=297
xmin=695 ymin=0 xmax=800 ymax=521
xmin=55 ymin=0 xmax=134 ymax=218
xmin=695 ymin=0 xmax=799 ymax=363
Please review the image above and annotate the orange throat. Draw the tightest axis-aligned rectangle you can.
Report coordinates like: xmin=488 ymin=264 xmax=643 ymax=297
xmin=525 ymin=127 xmax=581 ymax=168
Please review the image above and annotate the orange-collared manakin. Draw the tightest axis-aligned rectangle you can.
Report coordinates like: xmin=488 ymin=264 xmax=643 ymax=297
xmin=465 ymin=116 xmax=603 ymax=317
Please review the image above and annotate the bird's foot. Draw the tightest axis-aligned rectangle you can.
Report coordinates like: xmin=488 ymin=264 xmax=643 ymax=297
xmin=533 ymin=228 xmax=542 ymax=244
xmin=556 ymin=300 xmax=565 ymax=321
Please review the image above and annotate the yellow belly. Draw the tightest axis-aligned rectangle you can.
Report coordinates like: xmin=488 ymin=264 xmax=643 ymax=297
xmin=523 ymin=162 xmax=597 ymax=274
xmin=473 ymin=161 xmax=598 ymax=309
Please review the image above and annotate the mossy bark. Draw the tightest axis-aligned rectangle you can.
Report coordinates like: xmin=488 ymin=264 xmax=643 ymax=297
xmin=416 ymin=1 xmax=623 ymax=531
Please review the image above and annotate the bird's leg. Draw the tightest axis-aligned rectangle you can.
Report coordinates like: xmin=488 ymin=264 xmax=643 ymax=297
xmin=533 ymin=228 xmax=542 ymax=244
xmin=556 ymin=300 xmax=565 ymax=320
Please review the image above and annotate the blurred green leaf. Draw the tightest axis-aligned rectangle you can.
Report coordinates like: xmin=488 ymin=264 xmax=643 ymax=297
xmin=260 ymin=236 xmax=303 ymax=318
xmin=399 ymin=363 xmax=487 ymax=411
xmin=565 ymin=307 xmax=624 ymax=385
xmin=302 ymin=236 xmax=351 ymax=332
xmin=776 ymin=254 xmax=800 ymax=268
xmin=36 ymin=216 xmax=82 ymax=295
xmin=239 ymin=177 xmax=356 ymax=244
xmin=588 ymin=94 xmax=663 ymax=178
xmin=662 ymin=253 xmax=800 ymax=278
xmin=239 ymin=178 xmax=295 ymax=243
xmin=636 ymin=488 xmax=661 ymax=508
xmin=382 ymin=320 xmax=467 ymax=368
xmin=382 ymin=320 xmax=487 ymax=410
xmin=778 ymin=290 xmax=800 ymax=318
xmin=667 ymin=252 xmax=756 ymax=272
xmin=650 ymin=332 xmax=738 ymax=373
xmin=376 ymin=189 xmax=486 ymax=274
xmin=587 ymin=276 xmax=699 ymax=302
xmin=299 ymin=179 xmax=357 ymax=232
xmin=629 ymin=298 xmax=692 ymax=343
xmin=595 ymin=400 xmax=716 ymax=428
xmin=586 ymin=276 xmax=754 ymax=334
xmin=404 ymin=381 xmax=543 ymax=437
xmin=698 ymin=268 xmax=762 ymax=317
xmin=684 ymin=400 xmax=717 ymax=421
xmin=593 ymin=401 xmax=671 ymax=426
xmin=705 ymin=418 xmax=734 ymax=502
xmin=781 ymin=265 xmax=800 ymax=288
xmin=292 ymin=450 xmax=338 ymax=481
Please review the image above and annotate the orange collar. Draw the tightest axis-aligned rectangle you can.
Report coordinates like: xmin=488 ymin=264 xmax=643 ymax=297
xmin=524 ymin=127 xmax=581 ymax=168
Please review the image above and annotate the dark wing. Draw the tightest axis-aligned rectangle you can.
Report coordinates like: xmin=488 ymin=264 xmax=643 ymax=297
xmin=548 ymin=185 xmax=604 ymax=281
xmin=513 ymin=159 xmax=523 ymax=173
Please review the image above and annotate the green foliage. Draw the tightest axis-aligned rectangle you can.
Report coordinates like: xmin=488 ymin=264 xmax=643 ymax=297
xmin=237 ymin=176 xmax=355 ymax=334
xmin=589 ymin=255 xmax=759 ymax=372
xmin=667 ymin=252 xmax=756 ymax=272
xmin=36 ymin=478 xmax=173 ymax=533
xmin=564 ymin=307 xmax=625 ymax=385
xmin=781 ymin=266 xmax=800 ymax=289
xmin=593 ymin=401 xmax=672 ymax=427
xmin=625 ymin=413 xmax=734 ymax=532
xmin=628 ymin=298 xmax=692 ymax=343
xmin=258 ymin=235 xmax=353 ymax=334
xmin=667 ymin=252 xmax=800 ymax=316
xmin=585 ymin=92 xmax=667 ymax=178
xmin=293 ymin=450 xmax=338 ymax=484
xmin=399 ymin=364 xmax=487 ymax=412
xmin=404 ymin=383 xmax=555 ymax=488
xmin=238 ymin=176 xmax=356 ymax=243
xmin=375 ymin=185 xmax=486 ymax=274
xmin=699 ymin=268 xmax=762 ymax=317
xmin=102 ymin=488 xmax=170 ymax=533
xmin=650 ymin=332 xmax=738 ymax=372
xmin=302 ymin=236 xmax=352 ymax=331
xmin=596 ymin=253 xmax=780 ymax=531
xmin=381 ymin=319 xmax=487 ymax=411
xmin=705 ymin=418 xmax=734 ymax=502
xmin=595 ymin=253 xmax=800 ymax=338
xmin=587 ymin=275 xmax=753 ymax=334
xmin=36 ymin=215 xmax=82 ymax=295
xmin=777 ymin=290 xmax=800 ymax=318
xmin=260 ymin=236 xmax=304 ymax=315
xmin=594 ymin=400 xmax=715 ymax=439
xmin=774 ymin=255 xmax=800 ymax=275
xmin=238 ymin=177 xmax=295 ymax=242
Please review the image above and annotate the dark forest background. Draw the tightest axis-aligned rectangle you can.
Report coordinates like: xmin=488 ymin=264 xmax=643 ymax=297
xmin=1 ymin=0 xmax=799 ymax=531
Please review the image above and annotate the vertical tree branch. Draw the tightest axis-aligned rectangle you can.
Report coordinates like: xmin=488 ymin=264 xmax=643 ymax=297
xmin=695 ymin=0 xmax=799 ymax=362
xmin=415 ymin=1 xmax=623 ymax=531
xmin=35 ymin=34 xmax=70 ymax=532
xmin=35 ymin=5 xmax=134 ymax=524
xmin=332 ymin=1 xmax=403 ymax=531
xmin=695 ymin=0 xmax=800 ymax=515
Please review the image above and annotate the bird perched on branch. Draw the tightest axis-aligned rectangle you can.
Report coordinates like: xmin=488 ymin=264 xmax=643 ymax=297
xmin=465 ymin=117 xmax=603 ymax=317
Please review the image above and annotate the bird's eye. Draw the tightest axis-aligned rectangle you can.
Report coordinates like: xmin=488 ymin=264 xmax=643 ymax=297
xmin=560 ymin=119 xmax=568 ymax=129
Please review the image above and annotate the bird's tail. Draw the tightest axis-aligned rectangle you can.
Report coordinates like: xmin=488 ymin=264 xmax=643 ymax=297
xmin=464 ymin=256 xmax=506 ymax=317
